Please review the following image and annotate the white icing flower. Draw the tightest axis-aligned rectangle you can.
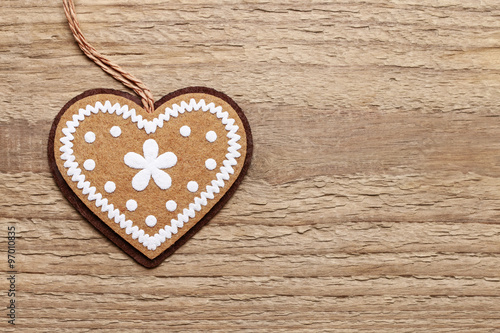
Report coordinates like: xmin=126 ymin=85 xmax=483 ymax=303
xmin=124 ymin=139 xmax=177 ymax=191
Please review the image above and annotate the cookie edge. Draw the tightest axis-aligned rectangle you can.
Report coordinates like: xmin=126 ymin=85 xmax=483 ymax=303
xmin=48 ymin=87 xmax=253 ymax=268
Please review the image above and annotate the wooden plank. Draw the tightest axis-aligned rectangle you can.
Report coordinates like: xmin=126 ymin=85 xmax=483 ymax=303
xmin=1 ymin=0 xmax=500 ymax=331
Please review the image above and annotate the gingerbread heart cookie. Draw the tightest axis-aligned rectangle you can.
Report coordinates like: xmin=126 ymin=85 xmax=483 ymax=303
xmin=48 ymin=87 xmax=252 ymax=267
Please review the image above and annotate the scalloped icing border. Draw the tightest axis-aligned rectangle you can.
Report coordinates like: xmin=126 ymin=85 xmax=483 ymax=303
xmin=59 ymin=98 xmax=242 ymax=251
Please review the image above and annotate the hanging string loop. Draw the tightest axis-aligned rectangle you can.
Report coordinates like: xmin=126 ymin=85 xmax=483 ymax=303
xmin=62 ymin=0 xmax=155 ymax=113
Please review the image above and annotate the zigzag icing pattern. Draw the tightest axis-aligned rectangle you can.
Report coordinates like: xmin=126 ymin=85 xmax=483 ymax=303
xmin=59 ymin=98 xmax=242 ymax=251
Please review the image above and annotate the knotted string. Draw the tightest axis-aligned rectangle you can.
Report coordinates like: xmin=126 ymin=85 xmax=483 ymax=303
xmin=62 ymin=0 xmax=155 ymax=113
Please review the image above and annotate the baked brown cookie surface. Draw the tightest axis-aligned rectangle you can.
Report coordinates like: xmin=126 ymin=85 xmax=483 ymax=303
xmin=48 ymin=87 xmax=252 ymax=267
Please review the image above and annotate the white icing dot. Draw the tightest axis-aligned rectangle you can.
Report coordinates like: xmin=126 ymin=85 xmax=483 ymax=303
xmin=104 ymin=181 xmax=116 ymax=193
xmin=83 ymin=159 xmax=96 ymax=171
xmin=187 ymin=181 xmax=199 ymax=193
xmin=126 ymin=199 xmax=138 ymax=211
xmin=145 ymin=215 xmax=157 ymax=227
xmin=166 ymin=200 xmax=177 ymax=212
xmin=110 ymin=126 xmax=122 ymax=137
xmin=205 ymin=158 xmax=217 ymax=170
xmin=180 ymin=125 xmax=191 ymax=137
xmin=206 ymin=131 xmax=217 ymax=142
xmin=84 ymin=131 xmax=96 ymax=143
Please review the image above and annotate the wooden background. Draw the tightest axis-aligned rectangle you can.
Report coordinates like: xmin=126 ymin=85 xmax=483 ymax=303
xmin=1 ymin=0 xmax=500 ymax=331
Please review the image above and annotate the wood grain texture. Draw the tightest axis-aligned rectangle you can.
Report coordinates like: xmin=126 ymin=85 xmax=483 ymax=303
xmin=1 ymin=0 xmax=500 ymax=331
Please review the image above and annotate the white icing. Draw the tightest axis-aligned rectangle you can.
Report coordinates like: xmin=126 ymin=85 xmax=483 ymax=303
xmin=180 ymin=125 xmax=191 ymax=137
xmin=131 ymin=169 xmax=151 ymax=192
xmin=110 ymin=126 xmax=122 ymax=137
xmin=155 ymin=150 xmax=178 ymax=169
xmin=166 ymin=200 xmax=177 ymax=212
xmin=84 ymin=131 xmax=96 ymax=143
xmin=124 ymin=139 xmax=177 ymax=191
xmin=151 ymin=168 xmax=172 ymax=190
xmin=83 ymin=159 xmax=96 ymax=171
xmin=205 ymin=158 xmax=217 ymax=171
xmin=206 ymin=131 xmax=217 ymax=142
xmin=126 ymin=199 xmax=138 ymax=211
xmin=187 ymin=181 xmax=199 ymax=193
xmin=59 ymin=98 xmax=242 ymax=251
xmin=104 ymin=181 xmax=116 ymax=193
xmin=145 ymin=215 xmax=157 ymax=227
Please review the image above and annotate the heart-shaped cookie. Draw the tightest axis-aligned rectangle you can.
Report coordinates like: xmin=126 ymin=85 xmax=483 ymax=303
xmin=48 ymin=87 xmax=252 ymax=267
